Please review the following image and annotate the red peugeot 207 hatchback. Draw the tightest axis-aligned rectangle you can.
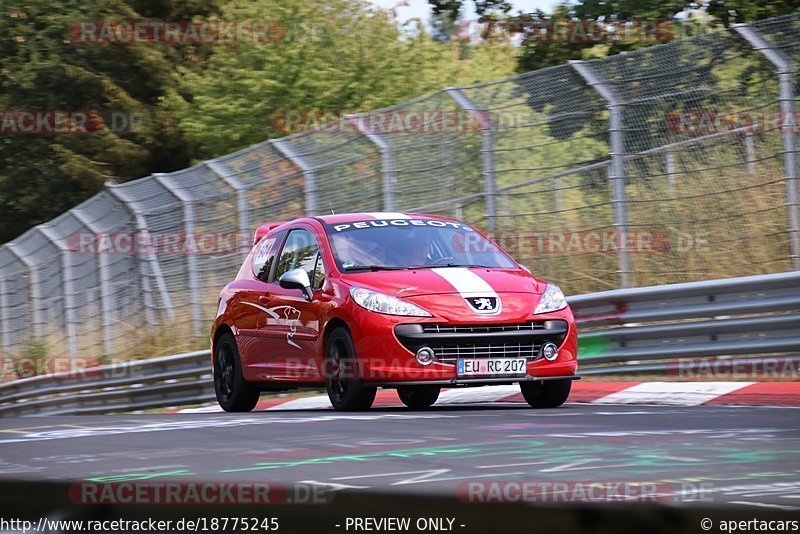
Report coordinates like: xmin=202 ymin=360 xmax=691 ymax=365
xmin=211 ymin=212 xmax=578 ymax=411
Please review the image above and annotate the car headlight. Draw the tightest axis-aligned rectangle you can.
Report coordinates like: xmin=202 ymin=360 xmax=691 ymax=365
xmin=534 ymin=283 xmax=567 ymax=314
xmin=350 ymin=287 xmax=432 ymax=317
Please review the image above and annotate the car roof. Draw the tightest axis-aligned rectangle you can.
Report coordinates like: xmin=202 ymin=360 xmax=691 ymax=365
xmin=312 ymin=212 xmax=457 ymax=225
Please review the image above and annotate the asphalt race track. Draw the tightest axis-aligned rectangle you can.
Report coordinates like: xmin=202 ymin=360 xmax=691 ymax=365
xmin=1 ymin=403 xmax=799 ymax=510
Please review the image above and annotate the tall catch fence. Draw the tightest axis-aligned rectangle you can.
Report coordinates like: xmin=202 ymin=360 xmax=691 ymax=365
xmin=1 ymin=14 xmax=799 ymax=358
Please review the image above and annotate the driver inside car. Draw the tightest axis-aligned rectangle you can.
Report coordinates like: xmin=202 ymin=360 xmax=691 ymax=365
xmin=387 ymin=231 xmax=432 ymax=266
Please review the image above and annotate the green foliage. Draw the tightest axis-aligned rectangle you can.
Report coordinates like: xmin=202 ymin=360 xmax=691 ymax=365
xmin=430 ymin=0 xmax=800 ymax=72
xmin=0 ymin=0 xmax=221 ymax=243
xmin=20 ymin=336 xmax=48 ymax=361
xmin=170 ymin=0 xmax=517 ymax=158
xmin=706 ymin=0 xmax=800 ymax=25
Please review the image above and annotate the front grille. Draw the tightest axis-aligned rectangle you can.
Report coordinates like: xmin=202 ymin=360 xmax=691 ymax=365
xmin=421 ymin=323 xmax=546 ymax=334
xmin=394 ymin=321 xmax=568 ymax=366
xmin=431 ymin=342 xmax=541 ymax=364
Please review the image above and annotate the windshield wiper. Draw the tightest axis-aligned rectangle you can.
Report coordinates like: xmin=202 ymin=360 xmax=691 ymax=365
xmin=406 ymin=263 xmax=490 ymax=270
xmin=343 ymin=265 xmax=405 ymax=272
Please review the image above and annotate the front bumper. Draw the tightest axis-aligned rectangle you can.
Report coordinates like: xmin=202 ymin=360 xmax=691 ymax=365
xmin=369 ymin=374 xmax=581 ymax=388
xmin=349 ymin=311 xmax=579 ymax=384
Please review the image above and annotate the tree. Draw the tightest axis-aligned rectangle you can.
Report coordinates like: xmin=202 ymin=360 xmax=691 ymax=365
xmin=0 ymin=0 xmax=220 ymax=243
xmin=171 ymin=0 xmax=518 ymax=158
xmin=705 ymin=0 xmax=800 ymax=25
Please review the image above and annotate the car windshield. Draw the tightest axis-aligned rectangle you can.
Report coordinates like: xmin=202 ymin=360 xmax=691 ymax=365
xmin=324 ymin=218 xmax=517 ymax=270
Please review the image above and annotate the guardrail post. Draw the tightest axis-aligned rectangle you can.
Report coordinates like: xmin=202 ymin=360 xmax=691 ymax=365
xmin=153 ymin=173 xmax=202 ymax=337
xmin=6 ymin=244 xmax=43 ymax=338
xmin=271 ymin=139 xmax=318 ymax=216
xmin=734 ymin=23 xmax=800 ymax=270
xmin=205 ymin=160 xmax=251 ymax=259
xmin=37 ymin=226 xmax=78 ymax=358
xmin=346 ymin=114 xmax=397 ymax=211
xmin=444 ymin=88 xmax=496 ymax=233
xmin=570 ymin=60 xmax=632 ymax=288
xmin=105 ymin=181 xmax=175 ymax=324
xmin=70 ymin=207 xmax=115 ymax=355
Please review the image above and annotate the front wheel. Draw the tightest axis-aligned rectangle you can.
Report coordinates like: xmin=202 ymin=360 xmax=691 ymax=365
xmin=214 ymin=331 xmax=260 ymax=412
xmin=397 ymin=386 xmax=440 ymax=409
xmin=520 ymin=379 xmax=571 ymax=408
xmin=324 ymin=327 xmax=376 ymax=411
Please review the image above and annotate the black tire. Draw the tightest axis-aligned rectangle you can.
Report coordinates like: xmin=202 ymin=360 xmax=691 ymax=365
xmin=214 ymin=331 xmax=260 ymax=412
xmin=520 ymin=379 xmax=571 ymax=408
xmin=397 ymin=386 xmax=440 ymax=409
xmin=324 ymin=326 xmax=376 ymax=411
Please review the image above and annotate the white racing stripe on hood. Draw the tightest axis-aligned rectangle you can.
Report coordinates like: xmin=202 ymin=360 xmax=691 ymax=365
xmin=363 ymin=212 xmax=411 ymax=219
xmin=431 ymin=267 xmax=498 ymax=298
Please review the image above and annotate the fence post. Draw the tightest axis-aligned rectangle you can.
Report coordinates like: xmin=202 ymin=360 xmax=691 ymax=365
xmin=444 ymin=88 xmax=496 ymax=232
xmin=70 ymin=207 xmax=115 ymax=355
xmin=153 ymin=173 xmax=203 ymax=337
xmin=554 ymin=176 xmax=564 ymax=213
xmin=744 ymin=132 xmax=756 ymax=177
xmin=205 ymin=160 xmax=251 ymax=259
xmin=5 ymin=244 xmax=43 ymax=338
xmin=734 ymin=23 xmax=800 ymax=270
xmin=665 ymin=152 xmax=676 ymax=192
xmin=570 ymin=60 xmax=632 ymax=288
xmin=271 ymin=139 xmax=318 ymax=216
xmin=105 ymin=181 xmax=176 ymax=324
xmin=37 ymin=225 xmax=78 ymax=358
xmin=0 ymin=277 xmax=9 ymax=353
xmin=346 ymin=114 xmax=396 ymax=211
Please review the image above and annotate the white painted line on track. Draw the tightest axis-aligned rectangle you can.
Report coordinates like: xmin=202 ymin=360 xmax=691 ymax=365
xmin=266 ymin=395 xmax=333 ymax=411
xmin=436 ymin=385 xmax=519 ymax=405
xmin=593 ymin=381 xmax=754 ymax=406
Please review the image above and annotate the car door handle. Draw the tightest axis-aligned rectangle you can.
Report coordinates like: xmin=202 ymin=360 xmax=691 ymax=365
xmin=258 ymin=294 xmax=271 ymax=304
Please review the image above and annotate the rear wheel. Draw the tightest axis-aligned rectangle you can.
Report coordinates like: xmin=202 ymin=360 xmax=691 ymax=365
xmin=397 ymin=386 xmax=440 ymax=409
xmin=214 ymin=331 xmax=260 ymax=412
xmin=520 ymin=379 xmax=571 ymax=408
xmin=325 ymin=327 xmax=376 ymax=411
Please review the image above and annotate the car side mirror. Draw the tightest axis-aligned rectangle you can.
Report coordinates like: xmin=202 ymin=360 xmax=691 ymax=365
xmin=279 ymin=268 xmax=314 ymax=301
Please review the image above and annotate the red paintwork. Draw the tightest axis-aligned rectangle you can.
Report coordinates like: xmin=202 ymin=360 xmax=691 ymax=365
xmin=252 ymin=221 xmax=287 ymax=245
xmin=211 ymin=214 xmax=579 ymax=387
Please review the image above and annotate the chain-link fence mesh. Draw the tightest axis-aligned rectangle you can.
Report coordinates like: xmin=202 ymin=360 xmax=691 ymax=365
xmin=1 ymin=15 xmax=798 ymax=359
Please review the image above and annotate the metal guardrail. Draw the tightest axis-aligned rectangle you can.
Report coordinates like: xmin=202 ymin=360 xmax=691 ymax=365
xmin=0 ymin=350 xmax=213 ymax=416
xmin=1 ymin=271 xmax=799 ymax=416
xmin=573 ymin=270 xmax=800 ymax=373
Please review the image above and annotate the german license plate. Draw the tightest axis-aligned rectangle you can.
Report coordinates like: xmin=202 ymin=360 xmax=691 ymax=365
xmin=457 ymin=357 xmax=526 ymax=376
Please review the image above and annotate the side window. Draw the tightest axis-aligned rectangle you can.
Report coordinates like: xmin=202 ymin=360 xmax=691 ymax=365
xmin=274 ymin=229 xmax=326 ymax=289
xmin=251 ymin=231 xmax=285 ymax=282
